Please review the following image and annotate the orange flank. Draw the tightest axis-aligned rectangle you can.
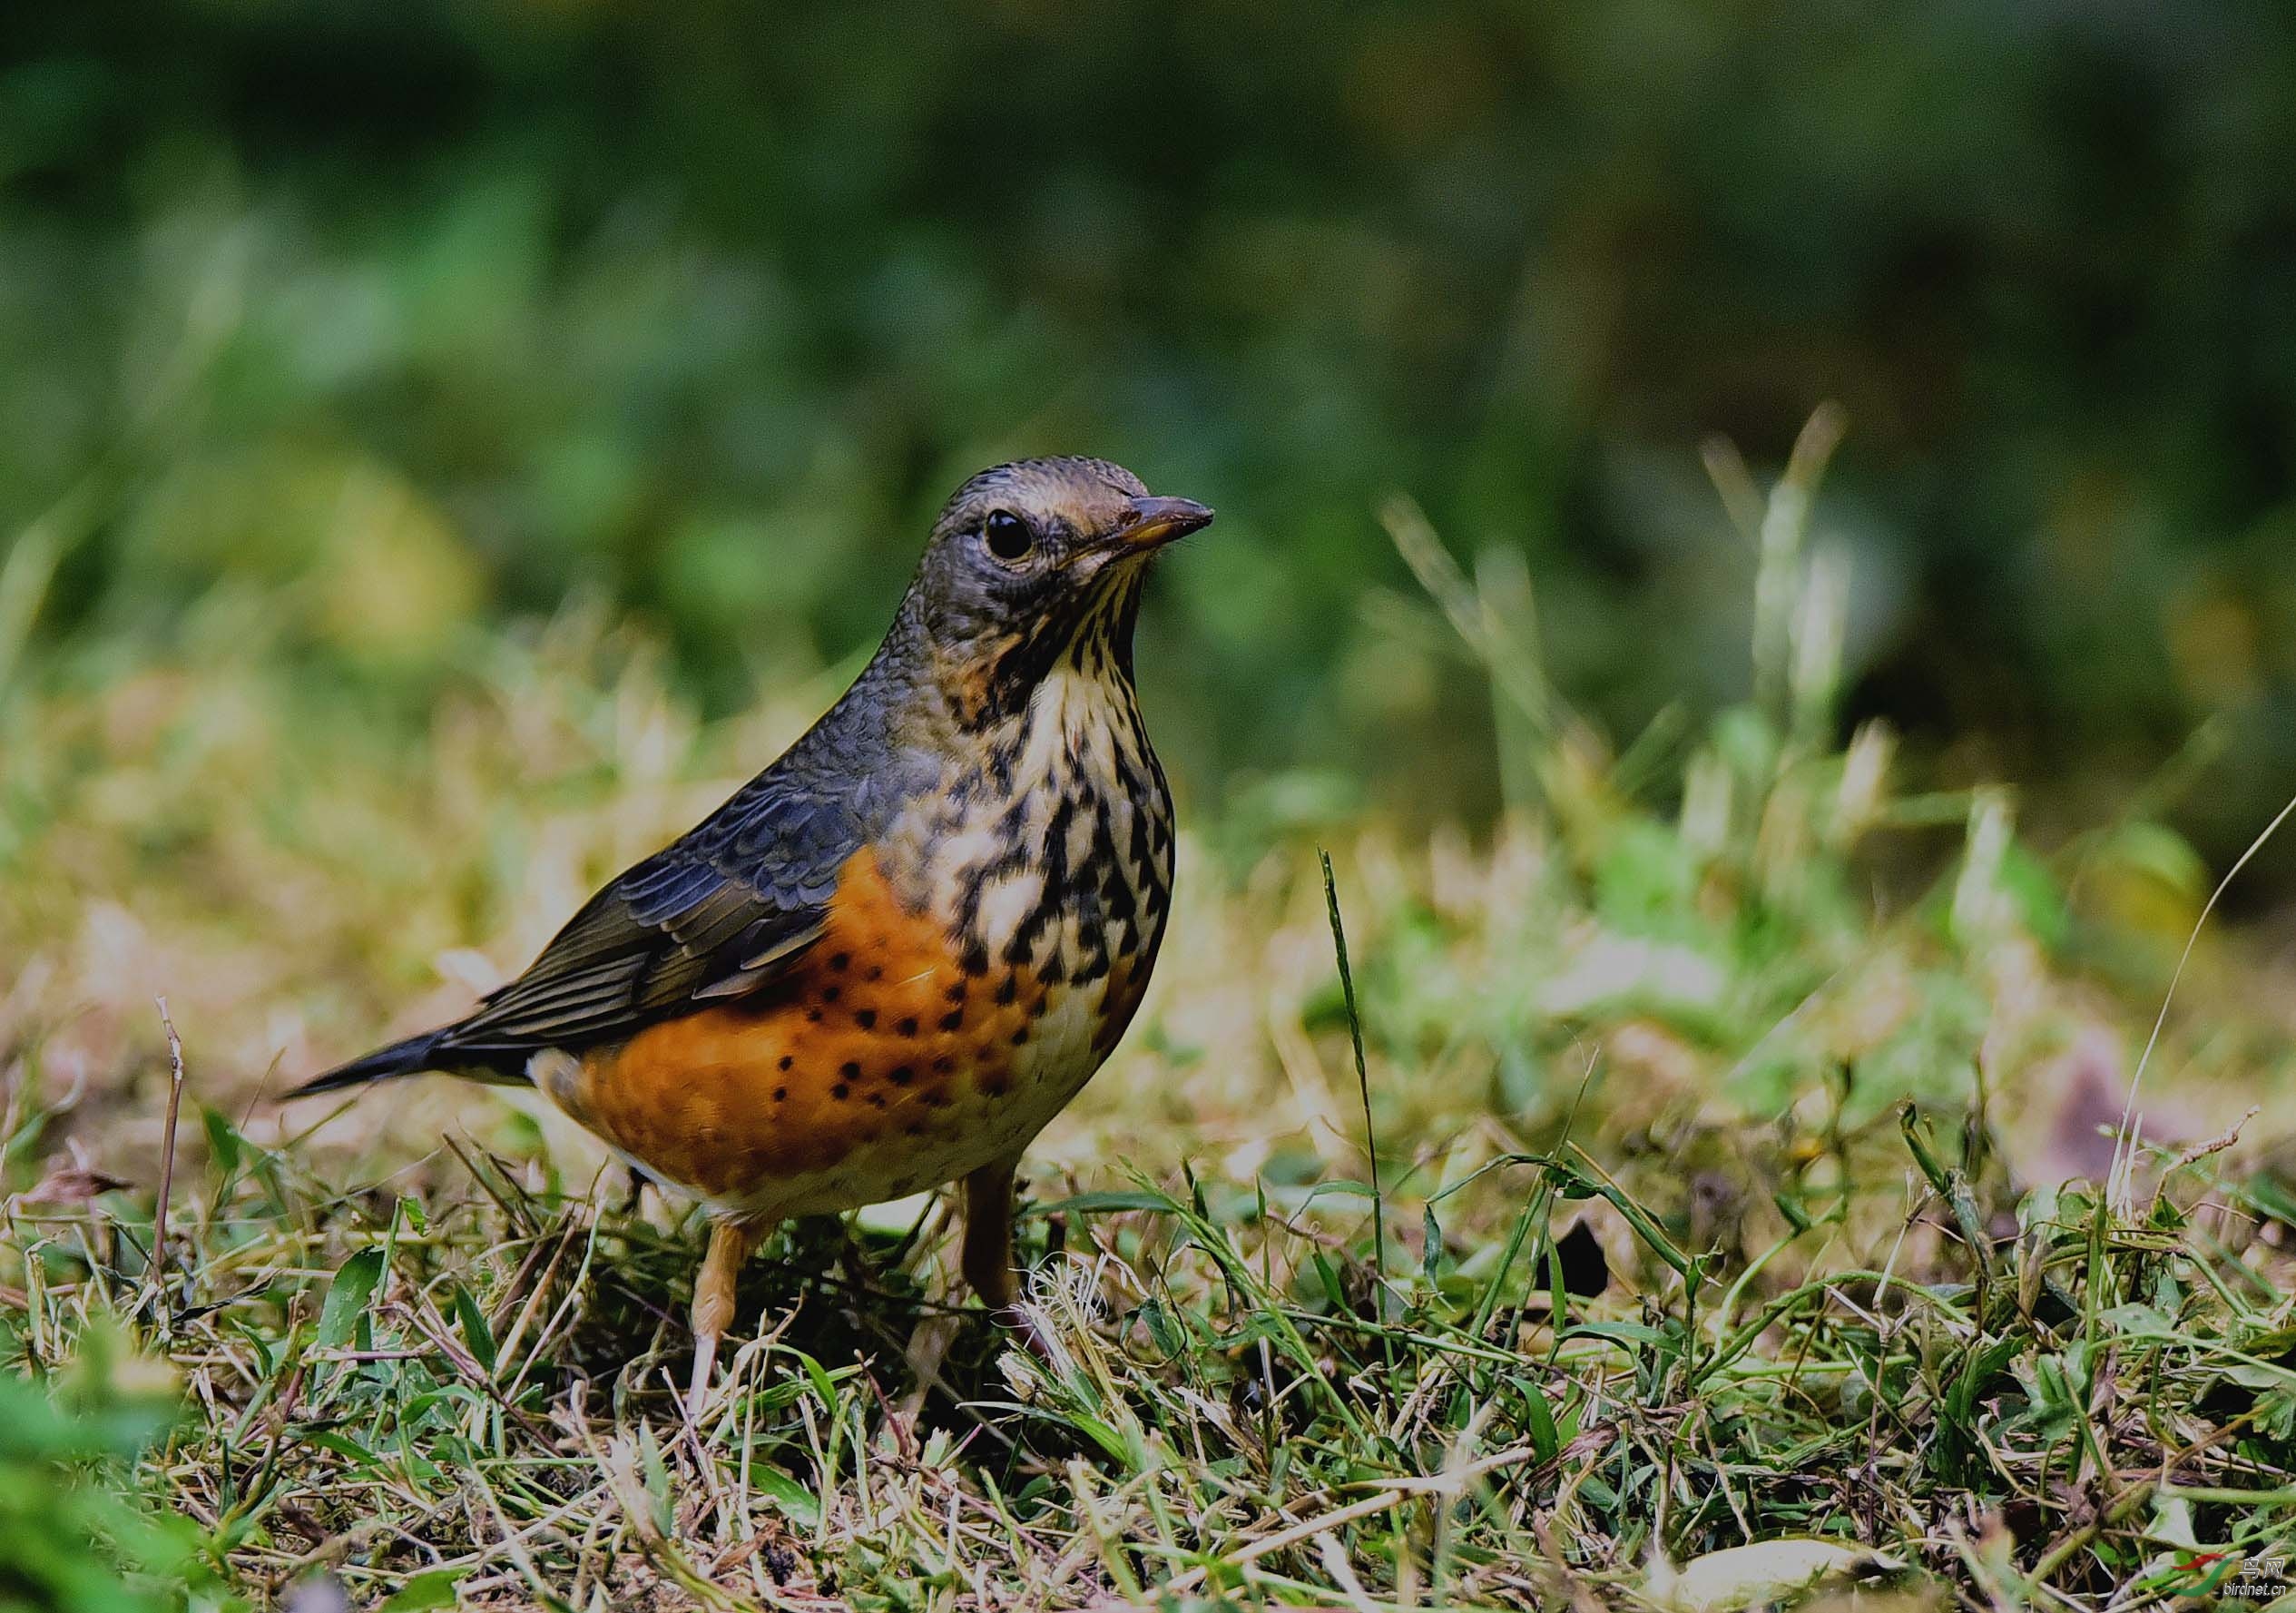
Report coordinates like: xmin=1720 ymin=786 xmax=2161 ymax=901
xmin=552 ymin=849 xmax=1054 ymax=1212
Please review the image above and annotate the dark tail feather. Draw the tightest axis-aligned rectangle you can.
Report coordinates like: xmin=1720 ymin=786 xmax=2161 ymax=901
xmin=286 ymin=1028 xmax=451 ymax=1099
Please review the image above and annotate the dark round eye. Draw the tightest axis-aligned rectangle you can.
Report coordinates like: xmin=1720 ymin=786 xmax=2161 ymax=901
xmin=982 ymin=509 xmax=1035 ymax=563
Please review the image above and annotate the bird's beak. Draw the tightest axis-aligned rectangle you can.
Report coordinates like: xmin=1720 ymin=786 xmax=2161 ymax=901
xmin=1118 ymin=495 xmax=1215 ymax=551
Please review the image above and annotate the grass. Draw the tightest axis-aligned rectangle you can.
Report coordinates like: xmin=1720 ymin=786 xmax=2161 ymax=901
xmin=6 ymin=415 xmax=2296 ymax=1609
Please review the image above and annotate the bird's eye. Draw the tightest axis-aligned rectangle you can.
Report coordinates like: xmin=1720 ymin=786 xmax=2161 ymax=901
xmin=982 ymin=509 xmax=1035 ymax=564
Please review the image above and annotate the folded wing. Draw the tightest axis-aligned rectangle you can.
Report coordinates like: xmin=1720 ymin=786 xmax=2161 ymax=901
xmin=291 ymin=776 xmax=861 ymax=1092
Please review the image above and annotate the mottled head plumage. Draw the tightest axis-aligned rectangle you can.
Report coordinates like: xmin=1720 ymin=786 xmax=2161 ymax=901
xmin=894 ymin=456 xmax=1212 ymax=728
xmin=943 ymin=456 xmax=1150 ymax=516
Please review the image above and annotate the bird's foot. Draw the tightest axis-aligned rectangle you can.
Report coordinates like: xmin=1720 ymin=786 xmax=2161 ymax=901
xmin=685 ymin=1217 xmax=763 ymax=1424
xmin=686 ymin=1332 xmax=721 ymax=1423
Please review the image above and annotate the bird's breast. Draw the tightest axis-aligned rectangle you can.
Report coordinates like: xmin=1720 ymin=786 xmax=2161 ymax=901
xmin=902 ymin=661 xmax=1173 ymax=1002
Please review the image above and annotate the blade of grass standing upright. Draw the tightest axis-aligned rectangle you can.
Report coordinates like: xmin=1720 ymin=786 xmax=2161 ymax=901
xmin=1320 ymin=850 xmax=1385 ymax=1305
xmin=1749 ymin=402 xmax=1847 ymax=728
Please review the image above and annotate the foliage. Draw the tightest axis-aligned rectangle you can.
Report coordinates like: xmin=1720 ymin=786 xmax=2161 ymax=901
xmin=7 ymin=1 xmax=2296 ymax=875
xmin=0 ymin=1322 xmax=209 ymax=1611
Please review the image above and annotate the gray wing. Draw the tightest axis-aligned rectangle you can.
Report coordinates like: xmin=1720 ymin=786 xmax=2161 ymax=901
xmin=435 ymin=779 xmax=861 ymax=1059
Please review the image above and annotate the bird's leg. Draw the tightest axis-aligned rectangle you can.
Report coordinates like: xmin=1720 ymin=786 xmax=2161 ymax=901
xmin=960 ymin=1160 xmax=1020 ymax=1310
xmin=962 ymin=1159 xmax=1060 ymax=1362
xmin=689 ymin=1216 xmax=761 ymax=1417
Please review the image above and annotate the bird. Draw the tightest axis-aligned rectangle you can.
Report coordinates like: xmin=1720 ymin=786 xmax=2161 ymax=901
xmin=288 ymin=456 xmax=1212 ymax=1407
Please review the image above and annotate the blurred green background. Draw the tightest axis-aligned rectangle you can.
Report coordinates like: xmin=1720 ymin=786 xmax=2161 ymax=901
xmin=6 ymin=0 xmax=2295 ymax=884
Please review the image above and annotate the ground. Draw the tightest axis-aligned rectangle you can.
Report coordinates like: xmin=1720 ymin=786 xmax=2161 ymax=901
xmin=5 ymin=441 xmax=2296 ymax=1610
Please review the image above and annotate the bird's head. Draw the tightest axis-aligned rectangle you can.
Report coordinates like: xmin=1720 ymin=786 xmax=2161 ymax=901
xmin=895 ymin=456 xmax=1212 ymax=728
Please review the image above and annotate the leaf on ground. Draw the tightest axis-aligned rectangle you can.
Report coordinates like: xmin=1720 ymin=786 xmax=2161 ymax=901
xmin=1650 ymin=1539 xmax=1903 ymax=1610
xmin=450 ymin=1283 xmax=496 ymax=1374
xmin=376 ymin=1569 xmax=460 ymax=1612
xmin=1033 ymin=1190 xmax=1174 ymax=1215
xmin=316 ymin=1248 xmax=386 ymax=1350
xmin=9 ymin=1163 xmax=131 ymax=1206
xmin=751 ymin=1464 xmax=821 ymax=1529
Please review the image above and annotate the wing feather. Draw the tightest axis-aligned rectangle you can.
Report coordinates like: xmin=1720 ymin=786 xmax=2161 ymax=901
xmin=435 ymin=778 xmax=861 ymax=1060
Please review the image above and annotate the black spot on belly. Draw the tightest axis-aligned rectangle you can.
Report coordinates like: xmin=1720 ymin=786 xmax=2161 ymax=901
xmin=889 ymin=1066 xmax=915 ymax=1086
xmin=854 ymin=1009 xmax=877 ymax=1029
xmin=831 ymin=1082 xmax=850 ymax=1100
xmin=840 ymin=1060 xmax=861 ymax=1080
xmin=939 ymin=1010 xmax=965 ymax=1032
xmin=778 ymin=1055 xmax=793 ymax=1071
xmin=829 ymin=952 xmax=850 ymax=972
xmin=896 ymin=1017 xmax=918 ymax=1038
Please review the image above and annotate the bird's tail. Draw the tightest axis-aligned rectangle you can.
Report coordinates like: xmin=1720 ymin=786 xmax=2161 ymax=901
xmin=285 ymin=1028 xmax=451 ymax=1099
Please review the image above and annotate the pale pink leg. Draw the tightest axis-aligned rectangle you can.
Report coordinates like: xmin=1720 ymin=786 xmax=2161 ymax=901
xmin=688 ymin=1217 xmax=762 ymax=1416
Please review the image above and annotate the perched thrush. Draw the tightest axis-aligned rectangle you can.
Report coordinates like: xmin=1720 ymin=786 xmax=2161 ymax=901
xmin=290 ymin=457 xmax=1212 ymax=1403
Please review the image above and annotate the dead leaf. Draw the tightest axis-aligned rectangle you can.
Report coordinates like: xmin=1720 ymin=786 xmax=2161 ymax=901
xmin=1647 ymin=1538 xmax=1904 ymax=1611
xmin=10 ymin=1164 xmax=131 ymax=1207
